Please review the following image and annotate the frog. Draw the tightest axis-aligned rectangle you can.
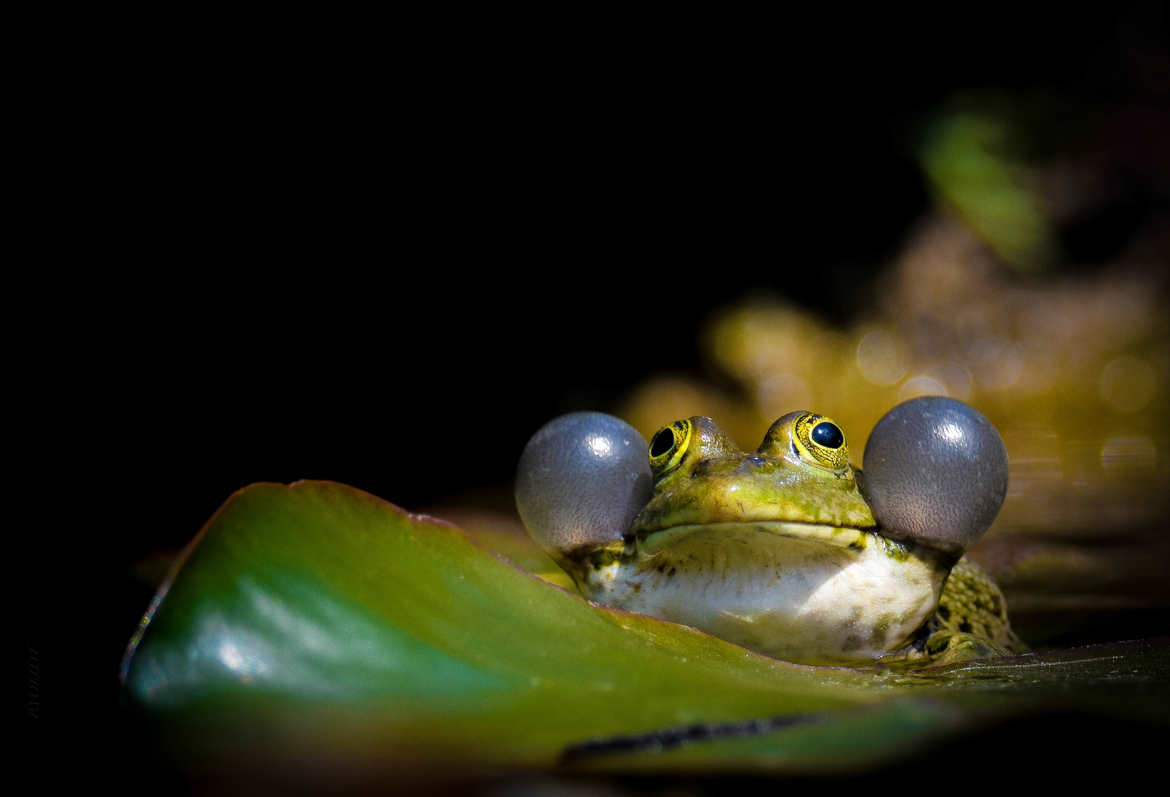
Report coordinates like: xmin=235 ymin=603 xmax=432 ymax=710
xmin=515 ymin=396 xmax=1025 ymax=667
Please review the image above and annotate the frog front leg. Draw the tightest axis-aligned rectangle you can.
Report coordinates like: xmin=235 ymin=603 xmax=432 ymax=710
xmin=915 ymin=558 xmax=1028 ymax=664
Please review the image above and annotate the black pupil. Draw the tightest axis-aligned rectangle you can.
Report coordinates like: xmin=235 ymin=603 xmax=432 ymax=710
xmin=650 ymin=428 xmax=675 ymax=458
xmin=811 ymin=422 xmax=843 ymax=449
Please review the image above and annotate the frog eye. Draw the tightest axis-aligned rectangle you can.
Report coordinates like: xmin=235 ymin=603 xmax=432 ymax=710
xmin=648 ymin=419 xmax=692 ymax=477
xmin=792 ymin=413 xmax=850 ymax=473
xmin=862 ymin=396 xmax=1009 ymax=556
xmin=811 ymin=420 xmax=844 ymax=448
xmin=515 ymin=412 xmax=653 ymax=559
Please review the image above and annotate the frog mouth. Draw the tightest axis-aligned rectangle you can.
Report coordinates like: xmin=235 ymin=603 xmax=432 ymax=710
xmin=636 ymin=521 xmax=876 ymax=556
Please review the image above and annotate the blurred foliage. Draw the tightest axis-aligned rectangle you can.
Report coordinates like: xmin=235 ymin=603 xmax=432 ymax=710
xmin=921 ymin=104 xmax=1058 ymax=269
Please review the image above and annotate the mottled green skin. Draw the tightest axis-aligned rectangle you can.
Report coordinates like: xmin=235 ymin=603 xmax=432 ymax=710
xmin=573 ymin=415 xmax=1024 ymax=665
xmin=633 ymin=417 xmax=877 ymax=535
xmin=913 ymin=557 xmax=1027 ymax=664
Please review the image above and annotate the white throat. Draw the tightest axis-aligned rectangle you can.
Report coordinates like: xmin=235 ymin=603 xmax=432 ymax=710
xmin=578 ymin=523 xmax=946 ymax=664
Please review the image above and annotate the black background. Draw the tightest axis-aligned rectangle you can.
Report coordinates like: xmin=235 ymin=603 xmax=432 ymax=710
xmin=24 ymin=7 xmax=1169 ymax=786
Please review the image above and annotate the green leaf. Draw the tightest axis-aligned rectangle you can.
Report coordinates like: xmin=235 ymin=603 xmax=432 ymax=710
xmin=920 ymin=109 xmax=1057 ymax=271
xmin=122 ymin=481 xmax=1169 ymax=779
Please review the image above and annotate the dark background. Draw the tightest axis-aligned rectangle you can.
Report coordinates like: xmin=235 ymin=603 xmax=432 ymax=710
xmin=25 ymin=7 xmax=1168 ymax=785
xmin=107 ymin=14 xmax=1166 ymax=542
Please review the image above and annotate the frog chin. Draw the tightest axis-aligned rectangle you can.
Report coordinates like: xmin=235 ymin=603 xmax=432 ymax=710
xmin=578 ymin=523 xmax=948 ymax=665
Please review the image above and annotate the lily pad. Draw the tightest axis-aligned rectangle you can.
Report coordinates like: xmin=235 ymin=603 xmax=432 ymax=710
xmin=122 ymin=481 xmax=1169 ymax=783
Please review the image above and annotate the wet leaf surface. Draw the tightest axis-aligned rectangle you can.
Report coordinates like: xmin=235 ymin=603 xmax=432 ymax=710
xmin=122 ymin=481 xmax=1169 ymax=785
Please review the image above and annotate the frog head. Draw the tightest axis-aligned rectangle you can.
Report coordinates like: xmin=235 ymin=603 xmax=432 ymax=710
xmin=516 ymin=397 xmax=1009 ymax=663
xmin=632 ymin=412 xmax=876 ymax=541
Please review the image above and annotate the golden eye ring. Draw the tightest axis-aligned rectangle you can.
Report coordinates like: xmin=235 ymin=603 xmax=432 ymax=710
xmin=648 ymin=419 xmax=692 ymax=477
xmin=792 ymin=412 xmax=850 ymax=472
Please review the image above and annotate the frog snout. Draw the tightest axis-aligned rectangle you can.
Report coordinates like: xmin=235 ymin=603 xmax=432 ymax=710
xmin=732 ymin=455 xmax=768 ymax=474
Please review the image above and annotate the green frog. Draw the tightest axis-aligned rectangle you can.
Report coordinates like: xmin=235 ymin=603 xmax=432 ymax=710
xmin=516 ymin=397 xmax=1025 ymax=667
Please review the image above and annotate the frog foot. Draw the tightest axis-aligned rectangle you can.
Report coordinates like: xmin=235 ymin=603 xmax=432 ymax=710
xmin=924 ymin=630 xmax=1008 ymax=664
